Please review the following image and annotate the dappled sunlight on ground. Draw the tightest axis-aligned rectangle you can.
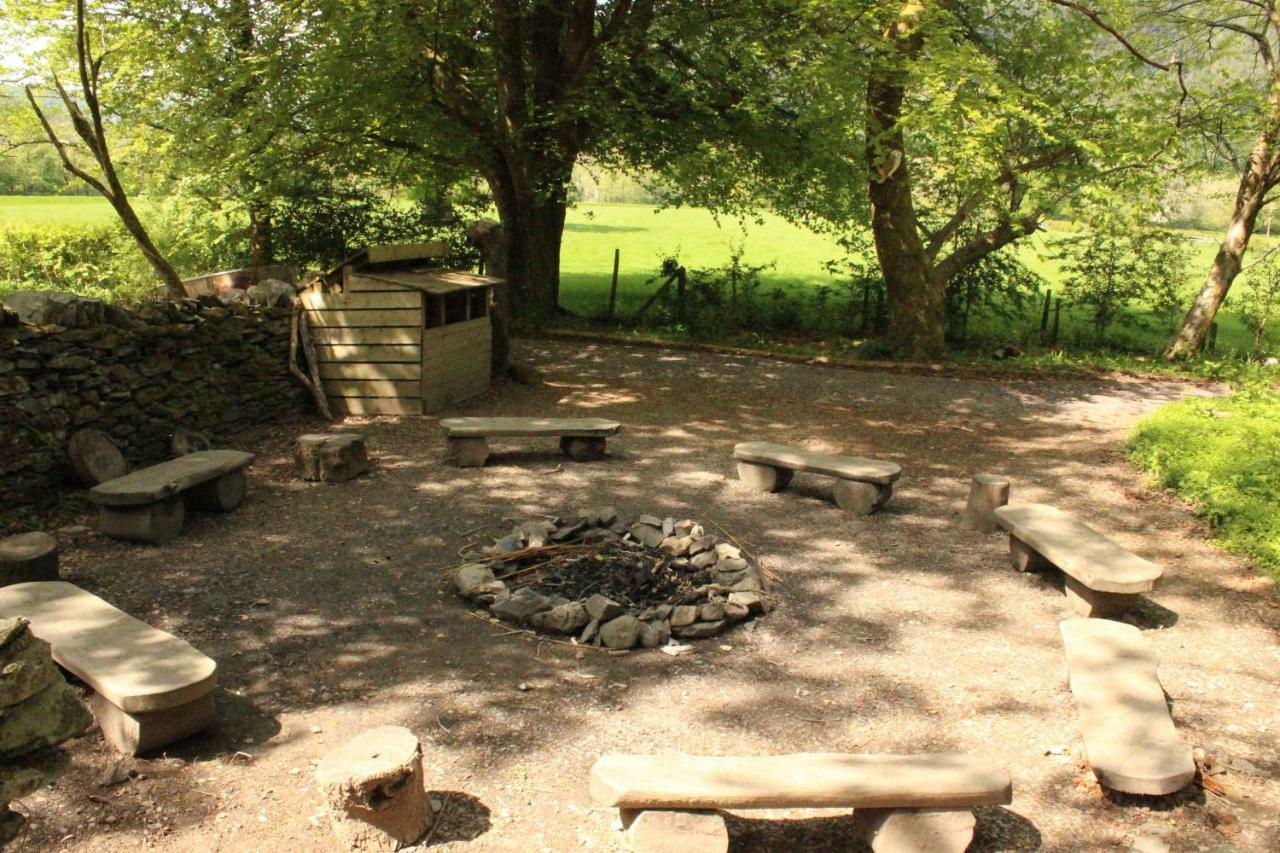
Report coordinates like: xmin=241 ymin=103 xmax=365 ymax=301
xmin=17 ymin=339 xmax=1279 ymax=851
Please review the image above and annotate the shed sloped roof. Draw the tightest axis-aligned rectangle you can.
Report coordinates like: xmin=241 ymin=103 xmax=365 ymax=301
xmin=355 ymin=269 xmax=503 ymax=294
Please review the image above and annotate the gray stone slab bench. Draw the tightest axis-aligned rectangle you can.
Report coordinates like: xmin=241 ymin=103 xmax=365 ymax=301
xmin=0 ymin=581 xmax=217 ymax=755
xmin=733 ymin=441 xmax=901 ymax=513
xmin=993 ymin=503 xmax=1162 ymax=617
xmin=89 ymin=450 xmax=254 ymax=543
xmin=1061 ymin=618 xmax=1195 ymax=795
xmin=440 ymin=417 xmax=621 ymax=467
xmin=590 ymin=752 xmax=1012 ymax=853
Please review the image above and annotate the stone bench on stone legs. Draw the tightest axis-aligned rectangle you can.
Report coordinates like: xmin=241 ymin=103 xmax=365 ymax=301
xmin=0 ymin=581 xmax=217 ymax=756
xmin=589 ymin=752 xmax=1012 ymax=853
xmin=89 ymin=449 xmax=254 ymax=543
xmin=439 ymin=417 xmax=621 ymax=467
xmin=732 ymin=442 xmax=901 ymax=514
xmin=1061 ymin=618 xmax=1195 ymax=796
xmin=993 ymin=503 xmax=1163 ymax=617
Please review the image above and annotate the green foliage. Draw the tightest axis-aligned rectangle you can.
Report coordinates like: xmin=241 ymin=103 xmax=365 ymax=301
xmin=1231 ymin=254 xmax=1280 ymax=354
xmin=1130 ymin=384 xmax=1280 ymax=579
xmin=1051 ymin=222 xmax=1191 ymax=340
xmin=944 ymin=248 xmax=1045 ymax=343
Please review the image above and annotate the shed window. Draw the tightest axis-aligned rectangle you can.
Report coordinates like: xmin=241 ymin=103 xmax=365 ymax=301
xmin=468 ymin=288 xmax=488 ymax=319
xmin=425 ymin=295 xmax=445 ymax=328
xmin=445 ymin=291 xmax=468 ymax=324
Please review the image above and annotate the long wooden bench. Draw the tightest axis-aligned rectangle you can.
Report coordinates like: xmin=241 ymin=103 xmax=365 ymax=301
xmin=993 ymin=503 xmax=1162 ymax=617
xmin=1061 ymin=619 xmax=1195 ymax=795
xmin=590 ymin=753 xmax=1011 ymax=853
xmin=439 ymin=417 xmax=621 ymax=467
xmin=0 ymin=581 xmax=217 ymax=755
xmin=733 ymin=441 xmax=901 ymax=514
xmin=89 ymin=450 xmax=254 ymax=542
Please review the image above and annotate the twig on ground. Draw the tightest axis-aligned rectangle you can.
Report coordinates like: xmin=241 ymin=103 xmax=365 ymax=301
xmin=422 ymin=793 xmax=449 ymax=846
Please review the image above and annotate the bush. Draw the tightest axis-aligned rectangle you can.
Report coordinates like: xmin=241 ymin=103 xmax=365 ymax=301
xmin=0 ymin=225 xmax=143 ymax=302
xmin=1130 ymin=383 xmax=1280 ymax=579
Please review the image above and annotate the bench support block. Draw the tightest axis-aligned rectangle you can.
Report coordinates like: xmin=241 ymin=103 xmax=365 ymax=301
xmin=1008 ymin=535 xmax=1052 ymax=573
xmin=736 ymin=461 xmax=793 ymax=493
xmin=90 ymin=690 xmax=215 ymax=756
xmin=1064 ymin=575 xmax=1138 ymax=618
xmin=185 ymin=469 xmax=247 ymax=512
xmin=97 ymin=497 xmax=185 ymax=543
xmin=445 ymin=437 xmax=490 ymax=468
xmin=834 ymin=480 xmax=892 ymax=514
xmin=620 ymin=809 xmax=728 ymax=853
xmin=561 ymin=435 xmax=607 ymax=462
xmin=853 ymin=807 xmax=976 ymax=853
xmin=962 ymin=474 xmax=1010 ymax=533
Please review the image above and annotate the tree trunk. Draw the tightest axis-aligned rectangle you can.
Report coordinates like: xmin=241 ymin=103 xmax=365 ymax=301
xmin=1166 ymin=79 xmax=1280 ymax=360
xmin=249 ymin=205 xmax=275 ymax=266
xmin=112 ymin=197 xmax=185 ymax=298
xmin=486 ymin=171 xmax=565 ymax=320
xmin=865 ymin=35 xmax=945 ymax=360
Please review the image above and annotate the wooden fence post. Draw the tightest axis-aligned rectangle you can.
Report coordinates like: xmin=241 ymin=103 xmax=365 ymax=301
xmin=1051 ymin=299 xmax=1062 ymax=345
xmin=1040 ymin=290 xmax=1052 ymax=335
xmin=607 ymin=248 xmax=620 ymax=319
xmin=676 ymin=267 xmax=688 ymax=323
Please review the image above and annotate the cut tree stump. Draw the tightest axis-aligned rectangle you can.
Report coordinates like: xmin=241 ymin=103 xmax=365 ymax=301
xmin=315 ymin=726 xmax=430 ymax=851
xmin=961 ymin=474 xmax=1010 ymax=533
xmin=67 ymin=429 xmax=127 ymax=487
xmin=295 ymin=433 xmax=370 ymax=483
xmin=0 ymin=533 xmax=58 ymax=587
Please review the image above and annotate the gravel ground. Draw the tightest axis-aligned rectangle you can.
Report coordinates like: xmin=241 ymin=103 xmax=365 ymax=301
xmin=9 ymin=339 xmax=1279 ymax=852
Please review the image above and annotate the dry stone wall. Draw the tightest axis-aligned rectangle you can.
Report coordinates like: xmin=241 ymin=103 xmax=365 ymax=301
xmin=0 ymin=295 xmax=309 ymax=515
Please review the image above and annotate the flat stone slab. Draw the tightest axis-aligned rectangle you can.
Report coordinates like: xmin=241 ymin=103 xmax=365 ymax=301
xmin=0 ymin=581 xmax=216 ymax=714
xmin=1060 ymin=618 xmax=1195 ymax=795
xmin=993 ymin=503 xmax=1162 ymax=594
xmin=440 ymin=417 xmax=621 ymax=438
xmin=734 ymin=442 xmax=900 ymax=485
xmin=89 ymin=450 xmax=254 ymax=507
xmin=590 ymin=753 xmax=1011 ymax=810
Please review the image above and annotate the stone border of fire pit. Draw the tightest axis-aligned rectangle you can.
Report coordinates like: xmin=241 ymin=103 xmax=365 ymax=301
xmin=453 ymin=508 xmax=772 ymax=651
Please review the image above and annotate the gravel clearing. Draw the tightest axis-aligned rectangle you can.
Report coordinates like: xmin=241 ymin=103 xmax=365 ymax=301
xmin=9 ymin=338 xmax=1279 ymax=851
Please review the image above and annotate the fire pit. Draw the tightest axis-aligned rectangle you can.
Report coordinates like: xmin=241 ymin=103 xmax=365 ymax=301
xmin=453 ymin=508 xmax=770 ymax=650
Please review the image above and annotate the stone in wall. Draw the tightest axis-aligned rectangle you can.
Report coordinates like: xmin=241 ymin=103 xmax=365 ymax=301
xmin=0 ymin=293 xmax=310 ymax=516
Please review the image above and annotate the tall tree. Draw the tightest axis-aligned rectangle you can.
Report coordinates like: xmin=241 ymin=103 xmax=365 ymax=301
xmin=1161 ymin=0 xmax=1280 ymax=359
xmin=22 ymin=0 xmax=184 ymax=296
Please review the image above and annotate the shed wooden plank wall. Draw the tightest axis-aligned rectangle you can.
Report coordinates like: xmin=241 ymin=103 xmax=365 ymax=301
xmin=422 ymin=316 xmax=491 ymax=412
xmin=301 ymin=289 xmax=423 ymax=413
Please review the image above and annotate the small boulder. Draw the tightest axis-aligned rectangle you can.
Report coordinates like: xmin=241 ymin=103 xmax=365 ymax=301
xmin=584 ymin=594 xmax=624 ymax=622
xmin=674 ymin=621 xmax=726 ymax=640
xmin=489 ymin=587 xmax=553 ymax=624
xmin=534 ymin=601 xmax=590 ymax=635
xmin=578 ymin=618 xmax=600 ymax=645
xmin=670 ymin=605 xmax=698 ymax=628
xmin=629 ymin=523 xmax=665 ymax=549
xmin=455 ymin=563 xmax=496 ymax=598
xmin=638 ymin=621 xmax=664 ymax=649
xmin=728 ymin=591 xmax=768 ymax=613
xmin=599 ymin=615 xmax=641 ymax=650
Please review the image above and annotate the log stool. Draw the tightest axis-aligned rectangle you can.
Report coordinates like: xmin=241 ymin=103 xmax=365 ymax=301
xmin=0 ymin=533 xmax=58 ymax=588
xmin=961 ymin=473 xmax=1010 ymax=533
xmin=67 ymin=429 xmax=127 ymax=487
xmin=295 ymin=433 xmax=370 ymax=483
xmin=315 ymin=726 xmax=431 ymax=851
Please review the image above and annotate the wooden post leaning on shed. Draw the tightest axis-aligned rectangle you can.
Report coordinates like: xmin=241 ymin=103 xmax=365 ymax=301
xmin=288 ymin=301 xmax=334 ymax=421
xmin=608 ymin=248 xmax=620 ymax=319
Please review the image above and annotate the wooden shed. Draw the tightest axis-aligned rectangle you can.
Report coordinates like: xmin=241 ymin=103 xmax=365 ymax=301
xmin=301 ymin=242 xmax=501 ymax=415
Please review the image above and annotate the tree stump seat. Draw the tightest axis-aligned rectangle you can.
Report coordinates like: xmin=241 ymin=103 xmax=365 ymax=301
xmin=315 ymin=726 xmax=431 ymax=851
xmin=590 ymin=752 xmax=1011 ymax=853
xmin=439 ymin=417 xmax=621 ymax=467
xmin=993 ymin=503 xmax=1163 ymax=616
xmin=0 ymin=581 xmax=217 ymax=755
xmin=0 ymin=532 xmax=59 ymax=588
xmin=88 ymin=450 xmax=254 ymax=542
xmin=733 ymin=441 xmax=901 ymax=514
xmin=295 ymin=433 xmax=370 ymax=482
xmin=1061 ymin=618 xmax=1195 ymax=795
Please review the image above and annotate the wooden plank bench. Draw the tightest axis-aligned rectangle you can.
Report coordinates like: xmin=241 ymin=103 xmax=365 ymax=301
xmin=733 ymin=441 xmax=901 ymax=514
xmin=1061 ymin=618 xmax=1195 ymax=795
xmin=993 ymin=503 xmax=1162 ymax=617
xmin=0 ymin=581 xmax=217 ymax=755
xmin=590 ymin=752 xmax=1011 ymax=853
xmin=89 ymin=450 xmax=254 ymax=543
xmin=439 ymin=417 xmax=621 ymax=467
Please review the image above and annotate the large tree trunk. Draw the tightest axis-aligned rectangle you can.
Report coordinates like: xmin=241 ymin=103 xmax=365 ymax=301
xmin=865 ymin=9 xmax=945 ymax=361
xmin=486 ymin=168 xmax=567 ymax=320
xmin=1166 ymin=78 xmax=1280 ymax=360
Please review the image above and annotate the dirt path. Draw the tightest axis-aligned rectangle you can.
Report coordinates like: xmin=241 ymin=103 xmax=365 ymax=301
xmin=11 ymin=340 xmax=1279 ymax=852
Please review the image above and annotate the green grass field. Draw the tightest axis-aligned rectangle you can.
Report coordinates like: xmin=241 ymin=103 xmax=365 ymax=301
xmin=0 ymin=195 xmax=1269 ymax=353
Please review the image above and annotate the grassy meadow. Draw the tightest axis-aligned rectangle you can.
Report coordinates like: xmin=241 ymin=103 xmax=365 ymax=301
xmin=0 ymin=194 xmax=1269 ymax=354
